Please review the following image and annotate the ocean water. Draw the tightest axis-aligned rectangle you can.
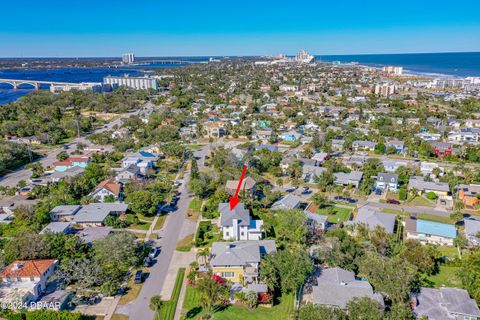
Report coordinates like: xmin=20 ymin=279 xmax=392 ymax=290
xmin=318 ymin=52 xmax=480 ymax=78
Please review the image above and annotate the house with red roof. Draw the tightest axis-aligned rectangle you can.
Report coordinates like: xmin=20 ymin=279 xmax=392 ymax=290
xmin=89 ymin=179 xmax=122 ymax=202
xmin=0 ymin=259 xmax=58 ymax=306
xmin=52 ymin=156 xmax=91 ymax=172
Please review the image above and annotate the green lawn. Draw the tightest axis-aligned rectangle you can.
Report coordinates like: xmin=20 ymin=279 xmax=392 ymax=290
xmin=417 ymin=213 xmax=455 ymax=225
xmin=183 ymin=144 xmax=204 ymax=150
xmin=317 ymin=205 xmax=353 ymax=223
xmin=129 ymin=221 xmax=151 ymax=231
xmin=437 ymin=245 xmax=461 ymax=259
xmin=181 ymin=287 xmax=294 ymax=320
xmin=154 ymin=214 xmax=167 ymax=230
xmin=161 ymin=268 xmax=186 ymax=320
xmin=426 ymin=266 xmax=462 ymax=288
xmin=408 ymin=195 xmax=435 ymax=207
xmin=381 ymin=209 xmax=456 ymax=225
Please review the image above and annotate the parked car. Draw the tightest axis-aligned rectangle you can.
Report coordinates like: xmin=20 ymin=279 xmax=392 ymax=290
xmin=386 ymin=199 xmax=401 ymax=205
xmin=134 ymin=270 xmax=143 ymax=284
xmin=301 ymin=186 xmax=310 ymax=194
xmin=143 ymin=257 xmax=152 ymax=267
xmin=148 ymin=248 xmax=158 ymax=259
xmin=375 ymin=189 xmax=383 ymax=195
xmin=174 ymin=181 xmax=182 ymax=187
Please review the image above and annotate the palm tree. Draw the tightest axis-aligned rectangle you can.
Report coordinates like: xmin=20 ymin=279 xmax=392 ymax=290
xmin=150 ymin=295 xmax=163 ymax=320
xmin=196 ymin=248 xmax=210 ymax=266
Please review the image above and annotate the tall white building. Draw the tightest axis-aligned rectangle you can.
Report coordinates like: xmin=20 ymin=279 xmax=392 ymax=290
xmin=295 ymin=50 xmax=314 ymax=63
xmin=374 ymin=83 xmax=396 ymax=96
xmin=122 ymin=53 xmax=135 ymax=64
xmin=104 ymin=75 xmax=158 ymax=90
xmin=383 ymin=66 xmax=403 ymax=76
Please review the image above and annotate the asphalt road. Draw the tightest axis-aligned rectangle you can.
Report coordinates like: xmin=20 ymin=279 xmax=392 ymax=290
xmin=0 ymin=109 xmax=143 ymax=188
xmin=129 ymin=146 xmax=209 ymax=320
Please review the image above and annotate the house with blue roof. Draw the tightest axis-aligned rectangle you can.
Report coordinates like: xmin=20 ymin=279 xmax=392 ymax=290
xmin=281 ymin=131 xmax=302 ymax=142
xmin=405 ymin=218 xmax=456 ymax=246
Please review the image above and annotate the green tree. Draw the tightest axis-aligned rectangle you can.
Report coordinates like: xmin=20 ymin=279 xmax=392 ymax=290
xmin=260 ymin=248 xmax=313 ymax=294
xmin=56 ymin=151 xmax=69 ymax=161
xmin=358 ymin=251 xmax=416 ymax=303
xmin=298 ymin=303 xmax=347 ymax=320
xmin=346 ymin=297 xmax=384 ymax=320
xmin=399 ymin=240 xmax=439 ymax=275
xmin=93 ymin=232 xmax=137 ymax=283
xmin=150 ymin=295 xmax=164 ymax=320
xmin=126 ymin=190 xmax=161 ymax=216
xmin=196 ymin=273 xmax=229 ymax=315
xmin=273 ymin=209 xmax=308 ymax=245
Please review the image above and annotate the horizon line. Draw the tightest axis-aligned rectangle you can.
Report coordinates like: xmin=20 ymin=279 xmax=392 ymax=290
xmin=0 ymin=50 xmax=479 ymax=60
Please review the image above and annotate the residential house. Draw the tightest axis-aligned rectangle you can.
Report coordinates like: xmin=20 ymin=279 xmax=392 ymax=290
xmin=77 ymin=226 xmax=113 ymax=244
xmin=281 ymin=131 xmax=302 ymax=142
xmin=405 ymin=218 xmax=456 ymax=246
xmin=304 ymin=203 xmax=329 ymax=232
xmin=49 ymin=203 xmax=128 ymax=227
xmin=312 ymin=152 xmax=329 ymax=163
xmin=420 ymin=162 xmax=440 ymax=175
xmin=272 ymin=194 xmax=302 ymax=211
xmin=458 ymin=184 xmax=480 ymax=208
xmin=254 ymin=144 xmax=278 ymax=152
xmin=331 ymin=139 xmax=345 ymax=151
xmin=375 ymin=173 xmax=399 ymax=192
xmin=47 ymin=166 xmax=85 ymax=183
xmin=204 ymin=121 xmax=226 ymax=138
xmin=429 ymin=141 xmax=457 ymax=157
xmin=344 ymin=156 xmax=367 ymax=169
xmin=352 ymin=140 xmax=376 ymax=151
xmin=225 ymin=177 xmax=256 ymax=197
xmin=416 ymin=132 xmax=442 ymax=141
xmin=464 ymin=219 xmax=480 ymax=246
xmin=52 ymin=157 xmax=91 ymax=172
xmin=386 ymin=140 xmax=405 ymax=154
xmin=0 ymin=259 xmax=58 ymax=306
xmin=311 ymin=267 xmax=384 ymax=309
xmin=408 ymin=176 xmax=450 ymax=197
xmin=334 ymin=171 xmax=363 ymax=188
xmin=448 ymin=128 xmax=480 ymax=143
xmin=382 ymin=160 xmax=409 ymax=173
xmin=254 ymin=128 xmax=274 ymax=140
xmin=121 ymin=151 xmax=158 ymax=175
xmin=115 ymin=165 xmax=143 ymax=183
xmin=89 ymin=179 xmax=122 ymax=202
xmin=302 ymin=165 xmax=326 ymax=183
xmin=352 ymin=208 xmax=396 ymax=233
xmin=413 ymin=287 xmax=480 ymax=320
xmin=210 ymin=240 xmax=276 ymax=285
xmin=218 ymin=203 xmax=263 ymax=241
xmin=40 ymin=222 xmax=73 ymax=234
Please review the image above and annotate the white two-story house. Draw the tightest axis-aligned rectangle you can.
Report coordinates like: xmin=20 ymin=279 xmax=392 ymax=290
xmin=218 ymin=203 xmax=263 ymax=241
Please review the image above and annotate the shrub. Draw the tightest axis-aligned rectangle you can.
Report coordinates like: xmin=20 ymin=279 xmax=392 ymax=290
xmin=426 ymin=192 xmax=437 ymax=200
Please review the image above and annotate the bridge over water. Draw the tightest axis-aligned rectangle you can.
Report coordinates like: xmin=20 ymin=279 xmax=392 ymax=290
xmin=0 ymin=78 xmax=83 ymax=89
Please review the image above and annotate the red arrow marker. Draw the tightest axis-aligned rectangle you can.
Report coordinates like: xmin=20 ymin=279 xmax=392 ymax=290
xmin=229 ymin=165 xmax=247 ymax=211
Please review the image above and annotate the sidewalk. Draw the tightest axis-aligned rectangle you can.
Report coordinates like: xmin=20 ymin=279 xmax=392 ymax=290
xmin=160 ymin=250 xmax=195 ymax=299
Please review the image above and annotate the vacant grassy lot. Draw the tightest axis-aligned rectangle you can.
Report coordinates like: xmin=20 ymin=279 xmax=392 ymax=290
xmin=427 ymin=266 xmax=462 ymax=288
xmin=408 ymin=195 xmax=435 ymax=207
xmin=181 ymin=287 xmax=294 ymax=320
xmin=317 ymin=205 xmax=353 ymax=223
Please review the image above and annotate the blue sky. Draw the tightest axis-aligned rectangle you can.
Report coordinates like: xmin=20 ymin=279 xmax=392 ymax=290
xmin=1 ymin=0 xmax=479 ymax=57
